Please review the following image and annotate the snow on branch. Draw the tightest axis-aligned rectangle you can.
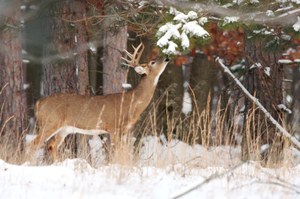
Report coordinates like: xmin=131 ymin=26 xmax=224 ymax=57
xmin=161 ymin=0 xmax=300 ymax=27
xmin=216 ymin=57 xmax=300 ymax=149
xmin=156 ymin=7 xmax=209 ymax=55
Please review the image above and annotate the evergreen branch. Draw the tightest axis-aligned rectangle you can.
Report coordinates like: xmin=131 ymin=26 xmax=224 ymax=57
xmin=162 ymin=0 xmax=300 ymax=27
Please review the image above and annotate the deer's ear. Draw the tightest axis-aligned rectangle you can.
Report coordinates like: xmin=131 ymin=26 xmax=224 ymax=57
xmin=135 ymin=66 xmax=149 ymax=75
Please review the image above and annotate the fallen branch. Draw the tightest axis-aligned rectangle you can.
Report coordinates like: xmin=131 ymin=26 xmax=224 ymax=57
xmin=171 ymin=161 xmax=247 ymax=199
xmin=216 ymin=57 xmax=300 ymax=149
xmin=172 ymin=58 xmax=300 ymax=199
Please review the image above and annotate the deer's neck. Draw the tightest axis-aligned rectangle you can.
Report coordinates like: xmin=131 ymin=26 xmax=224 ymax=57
xmin=126 ymin=75 xmax=158 ymax=116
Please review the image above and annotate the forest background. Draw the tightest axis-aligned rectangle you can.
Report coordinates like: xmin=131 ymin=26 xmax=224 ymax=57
xmin=1 ymin=0 xmax=300 ymax=166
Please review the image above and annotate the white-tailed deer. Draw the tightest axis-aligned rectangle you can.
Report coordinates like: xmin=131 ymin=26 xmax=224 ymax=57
xmin=27 ymin=43 xmax=169 ymax=162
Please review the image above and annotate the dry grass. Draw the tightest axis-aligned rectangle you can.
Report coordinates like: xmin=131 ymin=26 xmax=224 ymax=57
xmin=0 ymin=133 xmax=25 ymax=164
xmin=0 ymin=87 xmax=297 ymax=168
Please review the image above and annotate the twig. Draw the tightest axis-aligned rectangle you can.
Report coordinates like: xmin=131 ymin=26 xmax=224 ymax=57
xmin=171 ymin=161 xmax=247 ymax=199
xmin=0 ymin=116 xmax=14 ymax=136
xmin=215 ymin=57 xmax=300 ymax=149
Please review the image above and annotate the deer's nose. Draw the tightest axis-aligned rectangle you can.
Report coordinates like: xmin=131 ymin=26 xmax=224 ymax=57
xmin=165 ymin=58 xmax=170 ymax=62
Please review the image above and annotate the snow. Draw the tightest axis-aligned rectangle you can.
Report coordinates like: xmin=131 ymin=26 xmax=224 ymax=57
xmin=182 ymin=91 xmax=192 ymax=116
xmin=277 ymin=104 xmax=292 ymax=114
xmin=264 ymin=67 xmax=271 ymax=76
xmin=253 ymin=28 xmax=273 ymax=35
xmin=293 ymin=16 xmax=300 ymax=31
xmin=122 ymin=83 xmax=132 ymax=90
xmin=156 ymin=7 xmax=209 ymax=55
xmin=249 ymin=62 xmax=262 ymax=70
xmin=286 ymin=95 xmax=293 ymax=103
xmin=199 ymin=17 xmax=208 ymax=25
xmin=157 ymin=23 xmax=181 ymax=48
xmin=22 ymin=59 xmax=30 ymax=63
xmin=88 ymin=42 xmax=97 ymax=53
xmin=182 ymin=21 xmax=209 ymax=38
xmin=278 ymin=59 xmax=293 ymax=64
xmin=223 ymin=16 xmax=239 ymax=25
xmin=162 ymin=41 xmax=178 ymax=55
xmin=181 ymin=32 xmax=189 ymax=49
xmin=1 ymin=137 xmax=300 ymax=199
xmin=266 ymin=10 xmax=275 ymax=17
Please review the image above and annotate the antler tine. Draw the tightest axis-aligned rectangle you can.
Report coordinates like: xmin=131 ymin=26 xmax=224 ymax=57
xmin=120 ymin=56 xmax=132 ymax=65
xmin=124 ymin=50 xmax=134 ymax=59
xmin=134 ymin=43 xmax=144 ymax=65
xmin=121 ymin=42 xmax=145 ymax=67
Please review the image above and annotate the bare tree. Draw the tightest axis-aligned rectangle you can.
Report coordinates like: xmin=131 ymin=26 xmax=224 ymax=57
xmin=102 ymin=5 xmax=128 ymax=95
xmin=41 ymin=0 xmax=89 ymax=96
xmin=0 ymin=0 xmax=27 ymax=139
xmin=242 ymin=35 xmax=284 ymax=164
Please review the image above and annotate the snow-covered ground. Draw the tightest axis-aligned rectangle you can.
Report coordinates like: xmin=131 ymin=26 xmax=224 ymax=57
xmin=1 ymin=136 xmax=300 ymax=199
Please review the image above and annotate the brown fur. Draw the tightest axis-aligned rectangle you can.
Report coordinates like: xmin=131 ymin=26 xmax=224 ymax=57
xmin=27 ymin=57 xmax=169 ymax=162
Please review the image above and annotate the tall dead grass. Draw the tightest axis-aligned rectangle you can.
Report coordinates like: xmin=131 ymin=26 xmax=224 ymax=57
xmin=0 ymin=84 xmax=26 ymax=164
xmin=0 ymin=85 xmax=296 ymax=168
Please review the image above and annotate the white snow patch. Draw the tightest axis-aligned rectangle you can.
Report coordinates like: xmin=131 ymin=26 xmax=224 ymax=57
xmin=181 ymin=91 xmax=192 ymax=116
xmin=293 ymin=16 xmax=300 ymax=31
xmin=25 ymin=134 xmax=36 ymax=145
xmin=157 ymin=23 xmax=181 ymax=40
xmin=182 ymin=21 xmax=209 ymax=38
xmin=88 ymin=42 xmax=97 ymax=53
xmin=266 ymin=10 xmax=275 ymax=17
xmin=199 ymin=17 xmax=208 ymax=25
xmin=250 ymin=62 xmax=262 ymax=70
xmin=294 ymin=59 xmax=300 ymax=63
xmin=264 ymin=67 xmax=271 ymax=76
xmin=173 ymin=13 xmax=189 ymax=22
xmin=156 ymin=7 xmax=209 ymax=55
xmin=22 ymin=59 xmax=30 ymax=63
xmin=253 ymin=28 xmax=273 ymax=35
xmin=277 ymin=104 xmax=292 ymax=114
xmin=88 ymin=135 xmax=107 ymax=166
xmin=231 ymin=63 xmax=244 ymax=71
xmin=122 ymin=83 xmax=132 ymax=90
xmin=1 ymin=135 xmax=300 ymax=199
xmin=223 ymin=16 xmax=239 ymax=25
xmin=278 ymin=59 xmax=293 ymax=64
xmin=181 ymin=32 xmax=190 ymax=49
xmin=286 ymin=95 xmax=293 ymax=103
xmin=162 ymin=41 xmax=178 ymax=55
xmin=187 ymin=11 xmax=198 ymax=20
xmin=23 ymin=83 xmax=30 ymax=90
xmin=260 ymin=144 xmax=270 ymax=153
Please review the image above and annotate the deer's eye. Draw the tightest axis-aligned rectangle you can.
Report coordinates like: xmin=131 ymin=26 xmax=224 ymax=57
xmin=150 ymin=61 xmax=155 ymax=65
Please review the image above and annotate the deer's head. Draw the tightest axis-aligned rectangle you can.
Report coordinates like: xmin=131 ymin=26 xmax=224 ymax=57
xmin=122 ymin=43 xmax=169 ymax=78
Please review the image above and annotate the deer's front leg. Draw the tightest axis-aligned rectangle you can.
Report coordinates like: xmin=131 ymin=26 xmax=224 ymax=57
xmin=46 ymin=134 xmax=64 ymax=162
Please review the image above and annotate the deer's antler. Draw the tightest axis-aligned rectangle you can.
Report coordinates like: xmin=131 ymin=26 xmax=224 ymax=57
xmin=121 ymin=42 xmax=145 ymax=67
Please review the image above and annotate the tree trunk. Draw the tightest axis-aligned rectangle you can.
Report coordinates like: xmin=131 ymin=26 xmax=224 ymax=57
xmin=242 ymin=37 xmax=284 ymax=164
xmin=71 ymin=1 xmax=89 ymax=95
xmin=290 ymin=66 xmax=300 ymax=138
xmin=102 ymin=7 xmax=128 ymax=95
xmin=0 ymin=1 xmax=27 ymax=139
xmin=41 ymin=0 xmax=89 ymax=96
xmin=189 ymin=53 xmax=216 ymax=145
